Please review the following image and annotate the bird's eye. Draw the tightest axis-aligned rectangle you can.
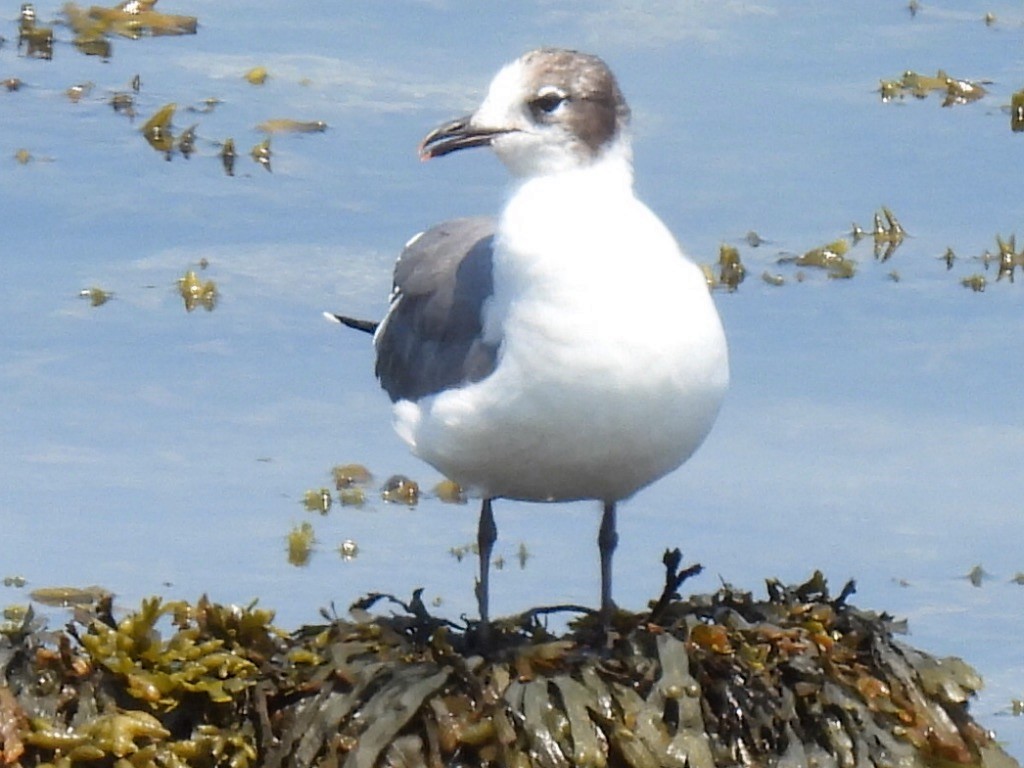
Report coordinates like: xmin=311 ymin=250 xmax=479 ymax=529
xmin=530 ymin=87 xmax=568 ymax=116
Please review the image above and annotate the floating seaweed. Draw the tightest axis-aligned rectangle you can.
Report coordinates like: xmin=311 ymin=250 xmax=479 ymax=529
xmin=62 ymin=3 xmax=110 ymax=56
xmin=110 ymin=92 xmax=135 ymax=118
xmin=65 ymin=82 xmax=93 ymax=102
xmin=332 ymin=464 xmax=373 ymax=489
xmin=448 ymin=543 xmax=476 ymax=563
xmin=56 ymin=0 xmax=197 ymax=59
xmin=176 ymin=123 xmax=197 ymax=158
xmin=141 ymin=102 xmax=176 ymax=155
xmin=961 ymin=274 xmax=987 ymax=292
xmin=18 ymin=3 xmax=54 ymax=59
xmin=2 ymin=605 xmax=30 ymax=626
xmin=63 ymin=0 xmax=197 ymax=41
xmin=963 ymin=564 xmax=991 ymax=587
xmin=177 ymin=269 xmax=217 ymax=312
xmin=72 ymin=28 xmax=111 ymax=57
xmin=516 ymin=542 xmax=530 ymax=568
xmin=287 ymin=522 xmax=316 ymax=566
xmin=303 ymin=488 xmax=333 ymax=515
xmin=244 ymin=66 xmax=268 ymax=85
xmin=27 ymin=585 xmax=110 ymax=607
xmin=220 ymin=138 xmax=237 ymax=176
xmin=433 ymin=479 xmax=467 ymax=505
xmin=339 ymin=487 xmax=366 ymax=507
xmin=338 ymin=539 xmax=359 ymax=561
xmin=330 ymin=464 xmax=372 ymax=506
xmin=18 ymin=4 xmax=53 ymax=60
xmin=1011 ymin=89 xmax=1024 ymax=133
xmin=849 ymin=222 xmax=868 ymax=244
xmin=943 ymin=75 xmax=988 ymax=107
xmin=941 ymin=247 xmax=957 ymax=270
xmin=714 ymin=245 xmax=745 ymax=292
xmin=0 ymin=568 xmax=1016 ymax=768
xmin=781 ymin=238 xmax=856 ymax=279
xmin=251 ymin=137 xmax=272 ymax=172
xmin=381 ymin=475 xmax=420 ymax=506
xmin=256 ymin=119 xmax=328 ymax=135
xmin=186 ymin=97 xmax=222 ymax=114
xmin=871 ymin=206 xmax=906 ymax=261
xmin=879 ymin=69 xmax=989 ymax=106
xmin=79 ymin=287 xmax=113 ymax=306
xmin=994 ymin=234 xmax=1021 ymax=283
xmin=743 ymin=231 xmax=769 ymax=248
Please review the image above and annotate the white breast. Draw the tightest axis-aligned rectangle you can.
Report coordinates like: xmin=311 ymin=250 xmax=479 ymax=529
xmin=393 ymin=154 xmax=729 ymax=502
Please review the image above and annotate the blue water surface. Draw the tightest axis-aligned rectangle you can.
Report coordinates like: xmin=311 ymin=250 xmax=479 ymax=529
xmin=1 ymin=0 xmax=1022 ymax=756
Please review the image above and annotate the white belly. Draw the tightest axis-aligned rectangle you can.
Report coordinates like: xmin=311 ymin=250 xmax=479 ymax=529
xmin=392 ymin=163 xmax=729 ymax=502
xmin=393 ymin=253 xmax=728 ymax=502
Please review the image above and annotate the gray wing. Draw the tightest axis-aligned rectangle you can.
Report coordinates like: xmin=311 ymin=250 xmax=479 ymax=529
xmin=375 ymin=216 xmax=499 ymax=402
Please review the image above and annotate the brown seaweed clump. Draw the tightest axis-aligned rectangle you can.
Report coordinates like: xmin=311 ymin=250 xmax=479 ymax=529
xmin=0 ymin=563 xmax=1018 ymax=768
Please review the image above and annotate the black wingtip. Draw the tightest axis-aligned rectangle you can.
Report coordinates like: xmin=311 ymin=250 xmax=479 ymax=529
xmin=323 ymin=311 xmax=378 ymax=335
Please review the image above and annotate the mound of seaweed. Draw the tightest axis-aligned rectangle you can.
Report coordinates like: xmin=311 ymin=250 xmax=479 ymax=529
xmin=0 ymin=555 xmax=1018 ymax=768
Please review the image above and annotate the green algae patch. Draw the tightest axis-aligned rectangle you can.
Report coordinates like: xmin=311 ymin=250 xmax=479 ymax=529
xmin=1 ymin=567 xmax=1018 ymax=768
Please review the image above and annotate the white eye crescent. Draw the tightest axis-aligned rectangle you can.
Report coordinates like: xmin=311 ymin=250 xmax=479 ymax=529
xmin=530 ymin=86 xmax=569 ymax=116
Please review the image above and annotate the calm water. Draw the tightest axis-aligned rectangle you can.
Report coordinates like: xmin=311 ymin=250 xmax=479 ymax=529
xmin=2 ymin=0 xmax=1022 ymax=756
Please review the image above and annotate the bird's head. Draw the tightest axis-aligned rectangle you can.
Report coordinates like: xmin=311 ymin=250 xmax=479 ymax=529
xmin=419 ymin=48 xmax=632 ymax=178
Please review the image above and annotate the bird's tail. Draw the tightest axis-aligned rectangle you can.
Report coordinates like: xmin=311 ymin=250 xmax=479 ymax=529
xmin=323 ymin=311 xmax=378 ymax=335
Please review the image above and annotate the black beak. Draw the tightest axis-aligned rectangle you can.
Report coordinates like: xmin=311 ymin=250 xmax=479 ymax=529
xmin=418 ymin=115 xmax=509 ymax=161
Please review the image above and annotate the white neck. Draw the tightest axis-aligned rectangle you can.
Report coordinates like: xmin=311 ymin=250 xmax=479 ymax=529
xmin=495 ymin=129 xmax=635 ymax=181
xmin=506 ymin=136 xmax=635 ymax=202
xmin=493 ymin=135 xmax=666 ymax=295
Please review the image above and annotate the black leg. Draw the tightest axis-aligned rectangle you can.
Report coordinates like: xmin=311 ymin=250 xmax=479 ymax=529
xmin=475 ymin=498 xmax=497 ymax=642
xmin=598 ymin=501 xmax=618 ymax=620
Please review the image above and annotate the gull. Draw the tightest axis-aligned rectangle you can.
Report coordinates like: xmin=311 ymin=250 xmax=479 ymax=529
xmin=328 ymin=48 xmax=729 ymax=637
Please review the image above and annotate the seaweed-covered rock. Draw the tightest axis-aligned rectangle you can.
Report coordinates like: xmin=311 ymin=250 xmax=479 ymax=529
xmin=0 ymin=564 xmax=1018 ymax=768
